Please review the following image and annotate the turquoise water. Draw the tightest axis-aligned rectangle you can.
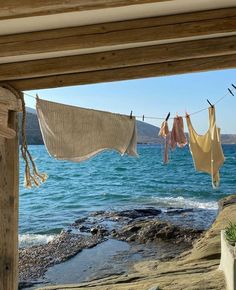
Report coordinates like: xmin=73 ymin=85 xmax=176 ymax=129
xmin=19 ymin=144 xmax=236 ymax=245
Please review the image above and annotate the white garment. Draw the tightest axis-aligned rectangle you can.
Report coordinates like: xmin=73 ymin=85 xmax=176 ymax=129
xmin=36 ymin=98 xmax=138 ymax=162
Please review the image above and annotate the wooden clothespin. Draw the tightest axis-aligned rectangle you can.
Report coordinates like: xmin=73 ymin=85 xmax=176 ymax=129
xmin=0 ymin=88 xmax=22 ymax=139
xmin=165 ymin=112 xmax=170 ymax=121
xmin=228 ymin=88 xmax=234 ymax=96
xmin=207 ymin=99 xmax=214 ymax=108
xmin=130 ymin=110 xmax=133 ymax=119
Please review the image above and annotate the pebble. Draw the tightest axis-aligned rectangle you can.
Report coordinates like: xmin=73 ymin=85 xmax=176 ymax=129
xmin=148 ymin=286 xmax=159 ymax=290
xmin=90 ymin=228 xmax=98 ymax=235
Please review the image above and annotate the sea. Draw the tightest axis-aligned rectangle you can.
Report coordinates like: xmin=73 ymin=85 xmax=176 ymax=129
xmin=19 ymin=144 xmax=236 ymax=248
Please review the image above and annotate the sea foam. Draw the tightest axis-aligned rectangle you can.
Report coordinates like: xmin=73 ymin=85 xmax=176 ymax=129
xmin=151 ymin=196 xmax=218 ymax=210
xmin=19 ymin=234 xmax=56 ymax=248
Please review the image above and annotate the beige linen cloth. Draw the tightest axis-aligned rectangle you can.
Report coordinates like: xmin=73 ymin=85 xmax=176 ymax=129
xmin=36 ymin=98 xmax=138 ymax=162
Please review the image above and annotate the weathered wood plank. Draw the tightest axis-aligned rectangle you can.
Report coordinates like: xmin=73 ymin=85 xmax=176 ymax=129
xmin=0 ymin=88 xmax=22 ymax=110
xmin=1 ymin=6 xmax=236 ymax=45
xmin=0 ymin=89 xmax=19 ymax=290
xmin=1 ymin=35 xmax=236 ymax=81
xmin=0 ymin=0 xmax=173 ymax=20
xmin=7 ymin=54 xmax=236 ymax=90
xmin=0 ymin=7 xmax=236 ymax=59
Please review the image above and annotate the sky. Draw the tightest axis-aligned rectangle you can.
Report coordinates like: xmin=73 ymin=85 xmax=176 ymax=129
xmin=25 ymin=68 xmax=236 ymax=134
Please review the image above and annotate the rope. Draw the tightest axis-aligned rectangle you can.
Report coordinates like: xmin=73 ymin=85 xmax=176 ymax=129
xmin=23 ymin=84 xmax=235 ymax=121
xmin=2 ymin=84 xmax=48 ymax=189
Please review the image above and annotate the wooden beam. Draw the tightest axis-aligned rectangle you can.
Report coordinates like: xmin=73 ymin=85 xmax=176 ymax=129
xmin=0 ymin=0 xmax=172 ymax=20
xmin=7 ymin=54 xmax=236 ymax=91
xmin=0 ymin=7 xmax=236 ymax=59
xmin=1 ymin=35 xmax=236 ymax=81
xmin=0 ymin=88 xmax=19 ymax=290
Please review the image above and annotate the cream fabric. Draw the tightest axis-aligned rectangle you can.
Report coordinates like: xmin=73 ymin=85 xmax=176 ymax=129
xmin=186 ymin=107 xmax=224 ymax=187
xmin=36 ymin=98 xmax=138 ymax=162
xmin=159 ymin=120 xmax=170 ymax=164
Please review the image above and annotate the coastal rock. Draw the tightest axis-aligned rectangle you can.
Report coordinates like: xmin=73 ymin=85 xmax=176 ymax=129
xmin=19 ymin=231 xmax=103 ymax=282
xmin=165 ymin=207 xmax=194 ymax=215
xmin=117 ymin=208 xmax=162 ymax=219
xmin=218 ymin=194 xmax=236 ymax=212
xmin=89 ymin=208 xmax=162 ymax=221
xmin=90 ymin=228 xmax=98 ymax=235
xmin=90 ymin=226 xmax=109 ymax=237
xmin=72 ymin=217 xmax=87 ymax=226
xmin=38 ymin=194 xmax=236 ymax=290
xmin=115 ymin=220 xmax=202 ymax=244
xmin=19 ymin=205 xmax=213 ymax=288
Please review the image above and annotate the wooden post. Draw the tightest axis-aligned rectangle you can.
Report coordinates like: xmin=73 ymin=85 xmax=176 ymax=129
xmin=0 ymin=88 xmax=21 ymax=290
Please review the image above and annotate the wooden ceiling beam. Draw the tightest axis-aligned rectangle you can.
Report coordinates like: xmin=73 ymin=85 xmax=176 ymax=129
xmin=5 ymin=54 xmax=236 ymax=91
xmin=0 ymin=35 xmax=236 ymax=81
xmin=0 ymin=7 xmax=236 ymax=59
xmin=0 ymin=0 xmax=174 ymax=20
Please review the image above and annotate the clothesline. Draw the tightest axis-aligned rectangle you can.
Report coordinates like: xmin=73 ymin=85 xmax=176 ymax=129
xmin=23 ymin=84 xmax=235 ymax=121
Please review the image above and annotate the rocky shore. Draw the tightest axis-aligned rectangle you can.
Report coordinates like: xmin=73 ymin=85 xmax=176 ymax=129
xmin=36 ymin=195 xmax=236 ymax=290
xmin=19 ymin=207 xmax=208 ymax=289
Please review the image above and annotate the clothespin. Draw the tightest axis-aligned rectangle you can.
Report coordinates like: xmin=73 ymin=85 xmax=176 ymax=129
xmin=165 ymin=112 xmax=170 ymax=122
xmin=228 ymin=88 xmax=234 ymax=96
xmin=207 ymin=99 xmax=214 ymax=108
xmin=0 ymin=103 xmax=16 ymax=139
xmin=130 ymin=110 xmax=133 ymax=119
xmin=232 ymin=84 xmax=236 ymax=90
xmin=142 ymin=115 xmax=145 ymax=122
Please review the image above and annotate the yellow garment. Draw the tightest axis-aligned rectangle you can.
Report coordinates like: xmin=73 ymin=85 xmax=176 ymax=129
xmin=186 ymin=107 xmax=224 ymax=188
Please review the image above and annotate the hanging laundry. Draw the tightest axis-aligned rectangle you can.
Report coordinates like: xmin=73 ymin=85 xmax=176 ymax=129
xmin=186 ymin=106 xmax=224 ymax=188
xmin=159 ymin=120 xmax=170 ymax=164
xmin=36 ymin=98 xmax=138 ymax=162
xmin=170 ymin=116 xmax=187 ymax=149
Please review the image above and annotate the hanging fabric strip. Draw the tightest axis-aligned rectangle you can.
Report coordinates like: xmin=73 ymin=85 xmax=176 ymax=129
xmin=36 ymin=98 xmax=138 ymax=162
xmin=186 ymin=107 xmax=225 ymax=188
xmin=170 ymin=116 xmax=188 ymax=150
xmin=159 ymin=120 xmax=170 ymax=164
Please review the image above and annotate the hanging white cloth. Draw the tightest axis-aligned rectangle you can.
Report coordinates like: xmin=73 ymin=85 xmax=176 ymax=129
xmin=36 ymin=98 xmax=138 ymax=162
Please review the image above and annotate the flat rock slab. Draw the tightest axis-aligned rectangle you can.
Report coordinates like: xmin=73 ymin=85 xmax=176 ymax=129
xmin=19 ymin=232 xmax=103 ymax=282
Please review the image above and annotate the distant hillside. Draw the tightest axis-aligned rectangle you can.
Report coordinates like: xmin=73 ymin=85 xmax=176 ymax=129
xmin=19 ymin=109 xmax=44 ymax=145
xmin=19 ymin=108 xmax=236 ymax=145
xmin=136 ymin=120 xmax=161 ymax=143
xmin=221 ymin=134 xmax=236 ymax=144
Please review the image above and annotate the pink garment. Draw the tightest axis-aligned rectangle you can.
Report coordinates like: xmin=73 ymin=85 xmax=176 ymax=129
xmin=170 ymin=116 xmax=187 ymax=149
xmin=159 ymin=120 xmax=170 ymax=164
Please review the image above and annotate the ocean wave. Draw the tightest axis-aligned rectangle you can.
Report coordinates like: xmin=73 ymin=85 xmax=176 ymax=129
xmin=19 ymin=234 xmax=57 ymax=248
xmin=150 ymin=196 xmax=218 ymax=210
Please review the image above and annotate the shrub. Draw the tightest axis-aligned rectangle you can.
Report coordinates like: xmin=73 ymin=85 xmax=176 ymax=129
xmin=225 ymin=222 xmax=236 ymax=244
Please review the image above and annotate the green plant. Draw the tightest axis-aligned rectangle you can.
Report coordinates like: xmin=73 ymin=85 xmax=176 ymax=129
xmin=225 ymin=222 xmax=236 ymax=244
